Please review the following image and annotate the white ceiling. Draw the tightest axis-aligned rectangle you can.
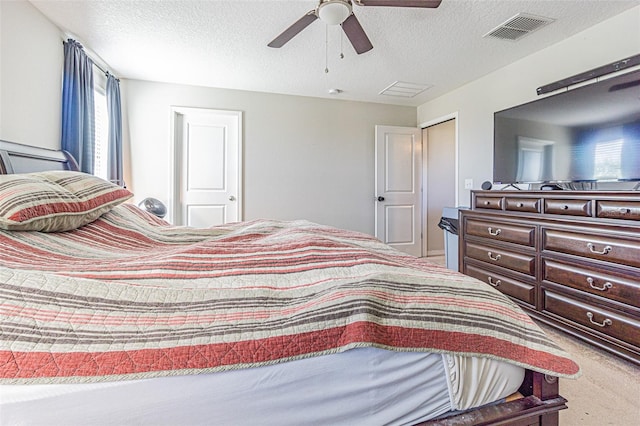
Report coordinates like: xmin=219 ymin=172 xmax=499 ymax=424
xmin=30 ymin=0 xmax=640 ymax=107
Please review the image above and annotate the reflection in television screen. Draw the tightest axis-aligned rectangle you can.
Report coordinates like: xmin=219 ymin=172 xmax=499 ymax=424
xmin=493 ymin=69 xmax=640 ymax=184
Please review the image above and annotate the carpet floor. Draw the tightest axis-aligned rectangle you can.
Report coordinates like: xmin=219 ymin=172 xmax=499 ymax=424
xmin=540 ymin=324 xmax=639 ymax=425
xmin=423 ymin=255 xmax=639 ymax=425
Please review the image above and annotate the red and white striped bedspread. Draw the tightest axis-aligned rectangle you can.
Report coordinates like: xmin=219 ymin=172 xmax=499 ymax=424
xmin=0 ymin=204 xmax=580 ymax=383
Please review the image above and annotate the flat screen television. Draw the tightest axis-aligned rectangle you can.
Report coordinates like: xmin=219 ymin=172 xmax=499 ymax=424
xmin=493 ymin=69 xmax=640 ymax=185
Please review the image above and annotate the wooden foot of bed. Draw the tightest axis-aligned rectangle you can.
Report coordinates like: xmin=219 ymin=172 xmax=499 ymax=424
xmin=419 ymin=370 xmax=567 ymax=426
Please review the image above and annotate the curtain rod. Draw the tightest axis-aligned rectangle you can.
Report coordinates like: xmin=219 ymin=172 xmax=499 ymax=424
xmin=61 ymin=38 xmax=118 ymax=79
xmin=92 ymin=62 xmax=120 ymax=81
xmin=92 ymin=60 xmax=108 ymax=76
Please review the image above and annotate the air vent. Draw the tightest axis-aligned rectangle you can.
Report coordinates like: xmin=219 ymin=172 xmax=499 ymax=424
xmin=484 ymin=13 xmax=554 ymax=41
xmin=379 ymin=81 xmax=432 ymax=98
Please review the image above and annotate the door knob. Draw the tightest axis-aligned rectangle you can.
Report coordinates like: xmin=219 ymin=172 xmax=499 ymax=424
xmin=229 ymin=196 xmax=236 ymax=201
xmin=377 ymin=196 xmax=385 ymax=202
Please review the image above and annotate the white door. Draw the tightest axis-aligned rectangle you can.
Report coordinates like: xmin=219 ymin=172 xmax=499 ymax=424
xmin=172 ymin=107 xmax=242 ymax=227
xmin=374 ymin=125 xmax=422 ymax=256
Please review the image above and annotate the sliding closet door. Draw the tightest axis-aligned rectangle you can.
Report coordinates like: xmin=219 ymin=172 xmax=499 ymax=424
xmin=423 ymin=119 xmax=456 ymax=257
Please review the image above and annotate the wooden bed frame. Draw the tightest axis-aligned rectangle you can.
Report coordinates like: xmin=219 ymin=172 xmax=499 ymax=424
xmin=0 ymin=138 xmax=568 ymax=425
xmin=421 ymin=370 xmax=566 ymax=425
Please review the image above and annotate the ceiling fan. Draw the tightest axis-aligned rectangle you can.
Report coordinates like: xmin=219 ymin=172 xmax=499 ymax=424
xmin=267 ymin=0 xmax=442 ymax=55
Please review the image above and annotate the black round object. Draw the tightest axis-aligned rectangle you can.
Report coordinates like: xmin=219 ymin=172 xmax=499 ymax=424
xmin=481 ymin=181 xmax=493 ymax=190
xmin=540 ymin=184 xmax=563 ymax=191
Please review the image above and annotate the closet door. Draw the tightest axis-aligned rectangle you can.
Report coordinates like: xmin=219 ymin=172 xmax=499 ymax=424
xmin=424 ymin=119 xmax=456 ymax=257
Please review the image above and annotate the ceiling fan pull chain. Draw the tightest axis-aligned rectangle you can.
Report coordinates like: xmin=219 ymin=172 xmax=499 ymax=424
xmin=340 ymin=30 xmax=344 ymax=59
xmin=325 ymin=23 xmax=329 ymax=73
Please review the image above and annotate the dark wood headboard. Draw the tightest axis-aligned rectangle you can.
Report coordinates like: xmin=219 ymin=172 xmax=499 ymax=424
xmin=0 ymin=140 xmax=79 ymax=174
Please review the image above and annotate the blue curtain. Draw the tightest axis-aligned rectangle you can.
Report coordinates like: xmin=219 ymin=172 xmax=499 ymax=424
xmin=61 ymin=39 xmax=95 ymax=174
xmin=106 ymin=73 xmax=123 ymax=186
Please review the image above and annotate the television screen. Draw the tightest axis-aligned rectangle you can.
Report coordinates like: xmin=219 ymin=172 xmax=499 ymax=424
xmin=493 ymin=69 xmax=640 ymax=184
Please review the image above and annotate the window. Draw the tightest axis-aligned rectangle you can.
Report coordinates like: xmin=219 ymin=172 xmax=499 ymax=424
xmin=516 ymin=136 xmax=554 ymax=182
xmin=93 ymin=74 xmax=109 ymax=181
xmin=593 ymin=139 xmax=623 ymax=180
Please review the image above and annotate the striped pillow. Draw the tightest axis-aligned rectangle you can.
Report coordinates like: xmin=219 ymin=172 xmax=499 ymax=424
xmin=0 ymin=171 xmax=132 ymax=232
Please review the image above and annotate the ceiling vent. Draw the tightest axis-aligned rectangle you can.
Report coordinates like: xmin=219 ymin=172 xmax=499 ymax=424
xmin=379 ymin=81 xmax=432 ymax=98
xmin=484 ymin=13 xmax=554 ymax=41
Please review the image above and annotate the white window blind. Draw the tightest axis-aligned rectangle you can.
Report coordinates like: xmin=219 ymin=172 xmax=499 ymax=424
xmin=594 ymin=139 xmax=623 ymax=180
xmin=93 ymin=88 xmax=109 ymax=181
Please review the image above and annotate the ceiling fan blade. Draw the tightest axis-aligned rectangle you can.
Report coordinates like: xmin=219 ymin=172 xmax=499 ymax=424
xmin=341 ymin=14 xmax=373 ymax=55
xmin=268 ymin=11 xmax=318 ymax=48
xmin=354 ymin=0 xmax=442 ymax=8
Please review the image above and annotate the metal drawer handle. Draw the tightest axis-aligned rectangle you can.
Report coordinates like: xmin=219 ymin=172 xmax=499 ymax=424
xmin=586 ymin=312 xmax=612 ymax=328
xmin=487 ymin=252 xmax=501 ymax=261
xmin=483 ymin=201 xmax=491 ymax=206
xmin=562 ymin=205 xmax=569 ymax=210
xmin=516 ymin=202 xmax=524 ymax=208
xmin=586 ymin=277 xmax=613 ymax=292
xmin=487 ymin=227 xmax=501 ymax=236
xmin=487 ymin=277 xmax=501 ymax=287
xmin=587 ymin=243 xmax=612 ymax=255
xmin=619 ymin=208 xmax=630 ymax=214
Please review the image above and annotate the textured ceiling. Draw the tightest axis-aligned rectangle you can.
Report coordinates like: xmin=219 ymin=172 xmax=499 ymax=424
xmin=30 ymin=0 xmax=640 ymax=106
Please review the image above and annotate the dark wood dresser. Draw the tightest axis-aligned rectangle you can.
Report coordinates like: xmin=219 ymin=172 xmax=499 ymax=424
xmin=459 ymin=190 xmax=640 ymax=365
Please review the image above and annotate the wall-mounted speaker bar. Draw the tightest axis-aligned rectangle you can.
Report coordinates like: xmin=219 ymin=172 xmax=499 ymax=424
xmin=536 ymin=53 xmax=640 ymax=95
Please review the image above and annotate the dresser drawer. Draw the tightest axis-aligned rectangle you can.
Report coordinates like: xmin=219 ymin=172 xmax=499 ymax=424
xmin=465 ymin=242 xmax=535 ymax=276
xmin=596 ymin=200 xmax=640 ymax=221
xmin=543 ymin=290 xmax=640 ymax=348
xmin=543 ymin=229 xmax=640 ymax=268
xmin=505 ymin=197 xmax=540 ymax=213
xmin=475 ymin=196 xmax=503 ymax=210
xmin=463 ymin=190 xmax=640 ymax=364
xmin=465 ymin=263 xmax=536 ymax=306
xmin=465 ymin=219 xmax=535 ymax=247
xmin=542 ymin=259 xmax=640 ymax=309
xmin=544 ymin=199 xmax=592 ymax=217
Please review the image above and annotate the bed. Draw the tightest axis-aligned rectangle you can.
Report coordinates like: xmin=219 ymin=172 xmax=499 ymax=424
xmin=0 ymin=139 xmax=579 ymax=425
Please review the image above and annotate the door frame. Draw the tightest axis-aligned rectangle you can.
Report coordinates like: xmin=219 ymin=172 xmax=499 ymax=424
xmin=169 ymin=106 xmax=243 ymax=225
xmin=419 ymin=112 xmax=459 ymax=257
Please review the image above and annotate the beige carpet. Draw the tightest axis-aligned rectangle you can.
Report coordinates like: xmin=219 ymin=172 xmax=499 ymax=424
xmin=422 ymin=255 xmax=640 ymax=425
xmin=540 ymin=325 xmax=640 ymax=425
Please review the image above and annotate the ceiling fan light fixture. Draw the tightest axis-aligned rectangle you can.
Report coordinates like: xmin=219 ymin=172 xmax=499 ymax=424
xmin=318 ymin=0 xmax=352 ymax=25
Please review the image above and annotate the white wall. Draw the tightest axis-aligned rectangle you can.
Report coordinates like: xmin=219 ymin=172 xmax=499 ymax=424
xmin=417 ymin=6 xmax=640 ymax=207
xmin=122 ymin=80 xmax=416 ymax=234
xmin=4 ymin=1 xmax=638 ymax=226
xmin=0 ymin=0 xmax=63 ymax=148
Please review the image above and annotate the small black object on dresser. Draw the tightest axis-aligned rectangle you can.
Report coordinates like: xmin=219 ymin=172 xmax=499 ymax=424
xmin=459 ymin=190 xmax=640 ymax=365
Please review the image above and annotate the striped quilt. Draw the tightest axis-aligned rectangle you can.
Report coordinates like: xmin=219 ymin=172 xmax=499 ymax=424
xmin=0 ymin=204 xmax=580 ymax=384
